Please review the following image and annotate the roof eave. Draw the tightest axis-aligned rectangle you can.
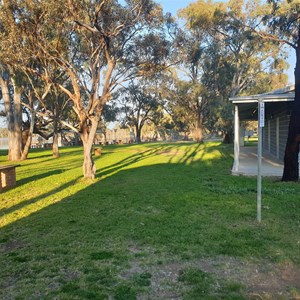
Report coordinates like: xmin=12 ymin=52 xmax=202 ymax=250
xmin=229 ymin=93 xmax=295 ymax=103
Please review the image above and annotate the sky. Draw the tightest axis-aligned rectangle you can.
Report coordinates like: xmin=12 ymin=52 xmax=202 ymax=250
xmin=157 ymin=0 xmax=194 ymax=15
xmin=158 ymin=0 xmax=295 ymax=84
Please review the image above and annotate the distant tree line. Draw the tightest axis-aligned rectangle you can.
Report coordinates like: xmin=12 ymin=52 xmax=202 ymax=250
xmin=0 ymin=0 xmax=298 ymax=181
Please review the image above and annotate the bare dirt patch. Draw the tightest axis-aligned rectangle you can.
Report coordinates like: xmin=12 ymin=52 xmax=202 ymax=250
xmin=194 ymin=256 xmax=300 ymax=299
xmin=121 ymin=248 xmax=300 ymax=299
xmin=0 ymin=239 xmax=25 ymax=252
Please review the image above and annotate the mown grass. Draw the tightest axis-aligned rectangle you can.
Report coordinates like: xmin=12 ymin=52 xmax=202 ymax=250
xmin=0 ymin=142 xmax=299 ymax=299
xmin=244 ymin=136 xmax=258 ymax=147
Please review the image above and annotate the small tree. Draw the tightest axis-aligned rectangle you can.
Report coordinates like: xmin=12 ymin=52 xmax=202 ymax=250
xmin=114 ymin=82 xmax=161 ymax=143
xmin=163 ymin=79 xmax=208 ymax=143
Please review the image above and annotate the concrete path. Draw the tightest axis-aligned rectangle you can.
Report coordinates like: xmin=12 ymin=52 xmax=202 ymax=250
xmin=232 ymin=146 xmax=284 ymax=177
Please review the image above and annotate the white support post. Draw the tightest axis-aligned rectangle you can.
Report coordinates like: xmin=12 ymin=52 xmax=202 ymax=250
xmin=233 ymin=105 xmax=240 ymax=172
xmin=257 ymin=99 xmax=264 ymax=223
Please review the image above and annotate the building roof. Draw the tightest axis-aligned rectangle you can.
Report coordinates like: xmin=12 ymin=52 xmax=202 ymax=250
xmin=229 ymin=85 xmax=295 ymax=103
xmin=229 ymin=85 xmax=295 ymax=120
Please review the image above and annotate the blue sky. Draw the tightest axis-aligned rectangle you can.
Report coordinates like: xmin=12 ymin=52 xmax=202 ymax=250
xmin=157 ymin=0 xmax=194 ymax=15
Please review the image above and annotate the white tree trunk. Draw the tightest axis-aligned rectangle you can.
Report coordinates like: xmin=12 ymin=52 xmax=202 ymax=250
xmin=0 ymin=75 xmax=22 ymax=160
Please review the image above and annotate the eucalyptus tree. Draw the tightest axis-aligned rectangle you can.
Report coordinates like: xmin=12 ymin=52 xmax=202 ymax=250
xmin=179 ymin=0 xmax=288 ymax=142
xmin=113 ymin=81 xmax=162 ymax=143
xmin=247 ymin=0 xmax=300 ymax=181
xmin=158 ymin=25 xmax=212 ymax=143
xmin=0 ymin=1 xmax=22 ymax=160
xmin=0 ymin=61 xmax=64 ymax=160
xmin=0 ymin=1 xmax=54 ymax=160
xmin=1 ymin=0 xmax=170 ymax=178
xmin=20 ymin=60 xmax=70 ymax=159
xmin=163 ymin=78 xmax=209 ymax=143
xmin=180 ymin=0 xmax=285 ymax=96
xmin=64 ymin=0 xmax=169 ymax=177
xmin=179 ymin=36 xmax=208 ymax=142
xmin=0 ymin=67 xmax=23 ymax=160
xmin=198 ymin=0 xmax=299 ymax=180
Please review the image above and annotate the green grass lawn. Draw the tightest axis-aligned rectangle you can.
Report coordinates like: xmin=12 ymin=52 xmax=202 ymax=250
xmin=0 ymin=142 xmax=300 ymax=299
xmin=244 ymin=136 xmax=258 ymax=147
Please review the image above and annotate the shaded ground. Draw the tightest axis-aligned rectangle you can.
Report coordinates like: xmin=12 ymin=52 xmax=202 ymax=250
xmin=232 ymin=146 xmax=283 ymax=177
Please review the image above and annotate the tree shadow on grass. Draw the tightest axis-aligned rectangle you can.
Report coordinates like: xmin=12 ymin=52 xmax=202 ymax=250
xmin=96 ymin=146 xmax=171 ymax=178
xmin=0 ymin=151 xmax=235 ymax=254
xmin=0 ymin=143 xmax=299 ymax=299
xmin=96 ymin=143 xmax=207 ymax=179
xmin=0 ymin=176 xmax=81 ymax=219
xmin=16 ymin=169 xmax=65 ymax=186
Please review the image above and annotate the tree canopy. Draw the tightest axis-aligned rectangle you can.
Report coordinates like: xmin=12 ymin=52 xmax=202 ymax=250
xmin=0 ymin=0 xmax=295 ymax=179
xmin=0 ymin=0 xmax=171 ymax=178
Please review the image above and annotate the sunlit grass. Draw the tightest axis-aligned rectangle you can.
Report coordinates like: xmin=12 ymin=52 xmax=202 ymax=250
xmin=0 ymin=142 xmax=218 ymax=227
xmin=0 ymin=142 xmax=299 ymax=299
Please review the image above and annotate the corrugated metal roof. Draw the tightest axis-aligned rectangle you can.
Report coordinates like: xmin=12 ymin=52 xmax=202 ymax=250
xmin=229 ymin=85 xmax=295 ymax=103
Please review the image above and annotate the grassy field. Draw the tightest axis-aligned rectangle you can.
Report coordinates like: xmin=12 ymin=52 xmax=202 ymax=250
xmin=0 ymin=142 xmax=300 ymax=299
xmin=244 ymin=136 xmax=258 ymax=147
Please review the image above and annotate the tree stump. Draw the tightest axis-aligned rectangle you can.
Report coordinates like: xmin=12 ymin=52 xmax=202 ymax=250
xmin=94 ymin=148 xmax=102 ymax=156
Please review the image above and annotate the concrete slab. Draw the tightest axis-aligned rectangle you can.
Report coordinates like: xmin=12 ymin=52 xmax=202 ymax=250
xmin=232 ymin=146 xmax=283 ymax=177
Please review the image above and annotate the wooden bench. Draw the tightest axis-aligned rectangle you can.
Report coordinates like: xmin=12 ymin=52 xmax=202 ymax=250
xmin=0 ymin=165 xmax=20 ymax=192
